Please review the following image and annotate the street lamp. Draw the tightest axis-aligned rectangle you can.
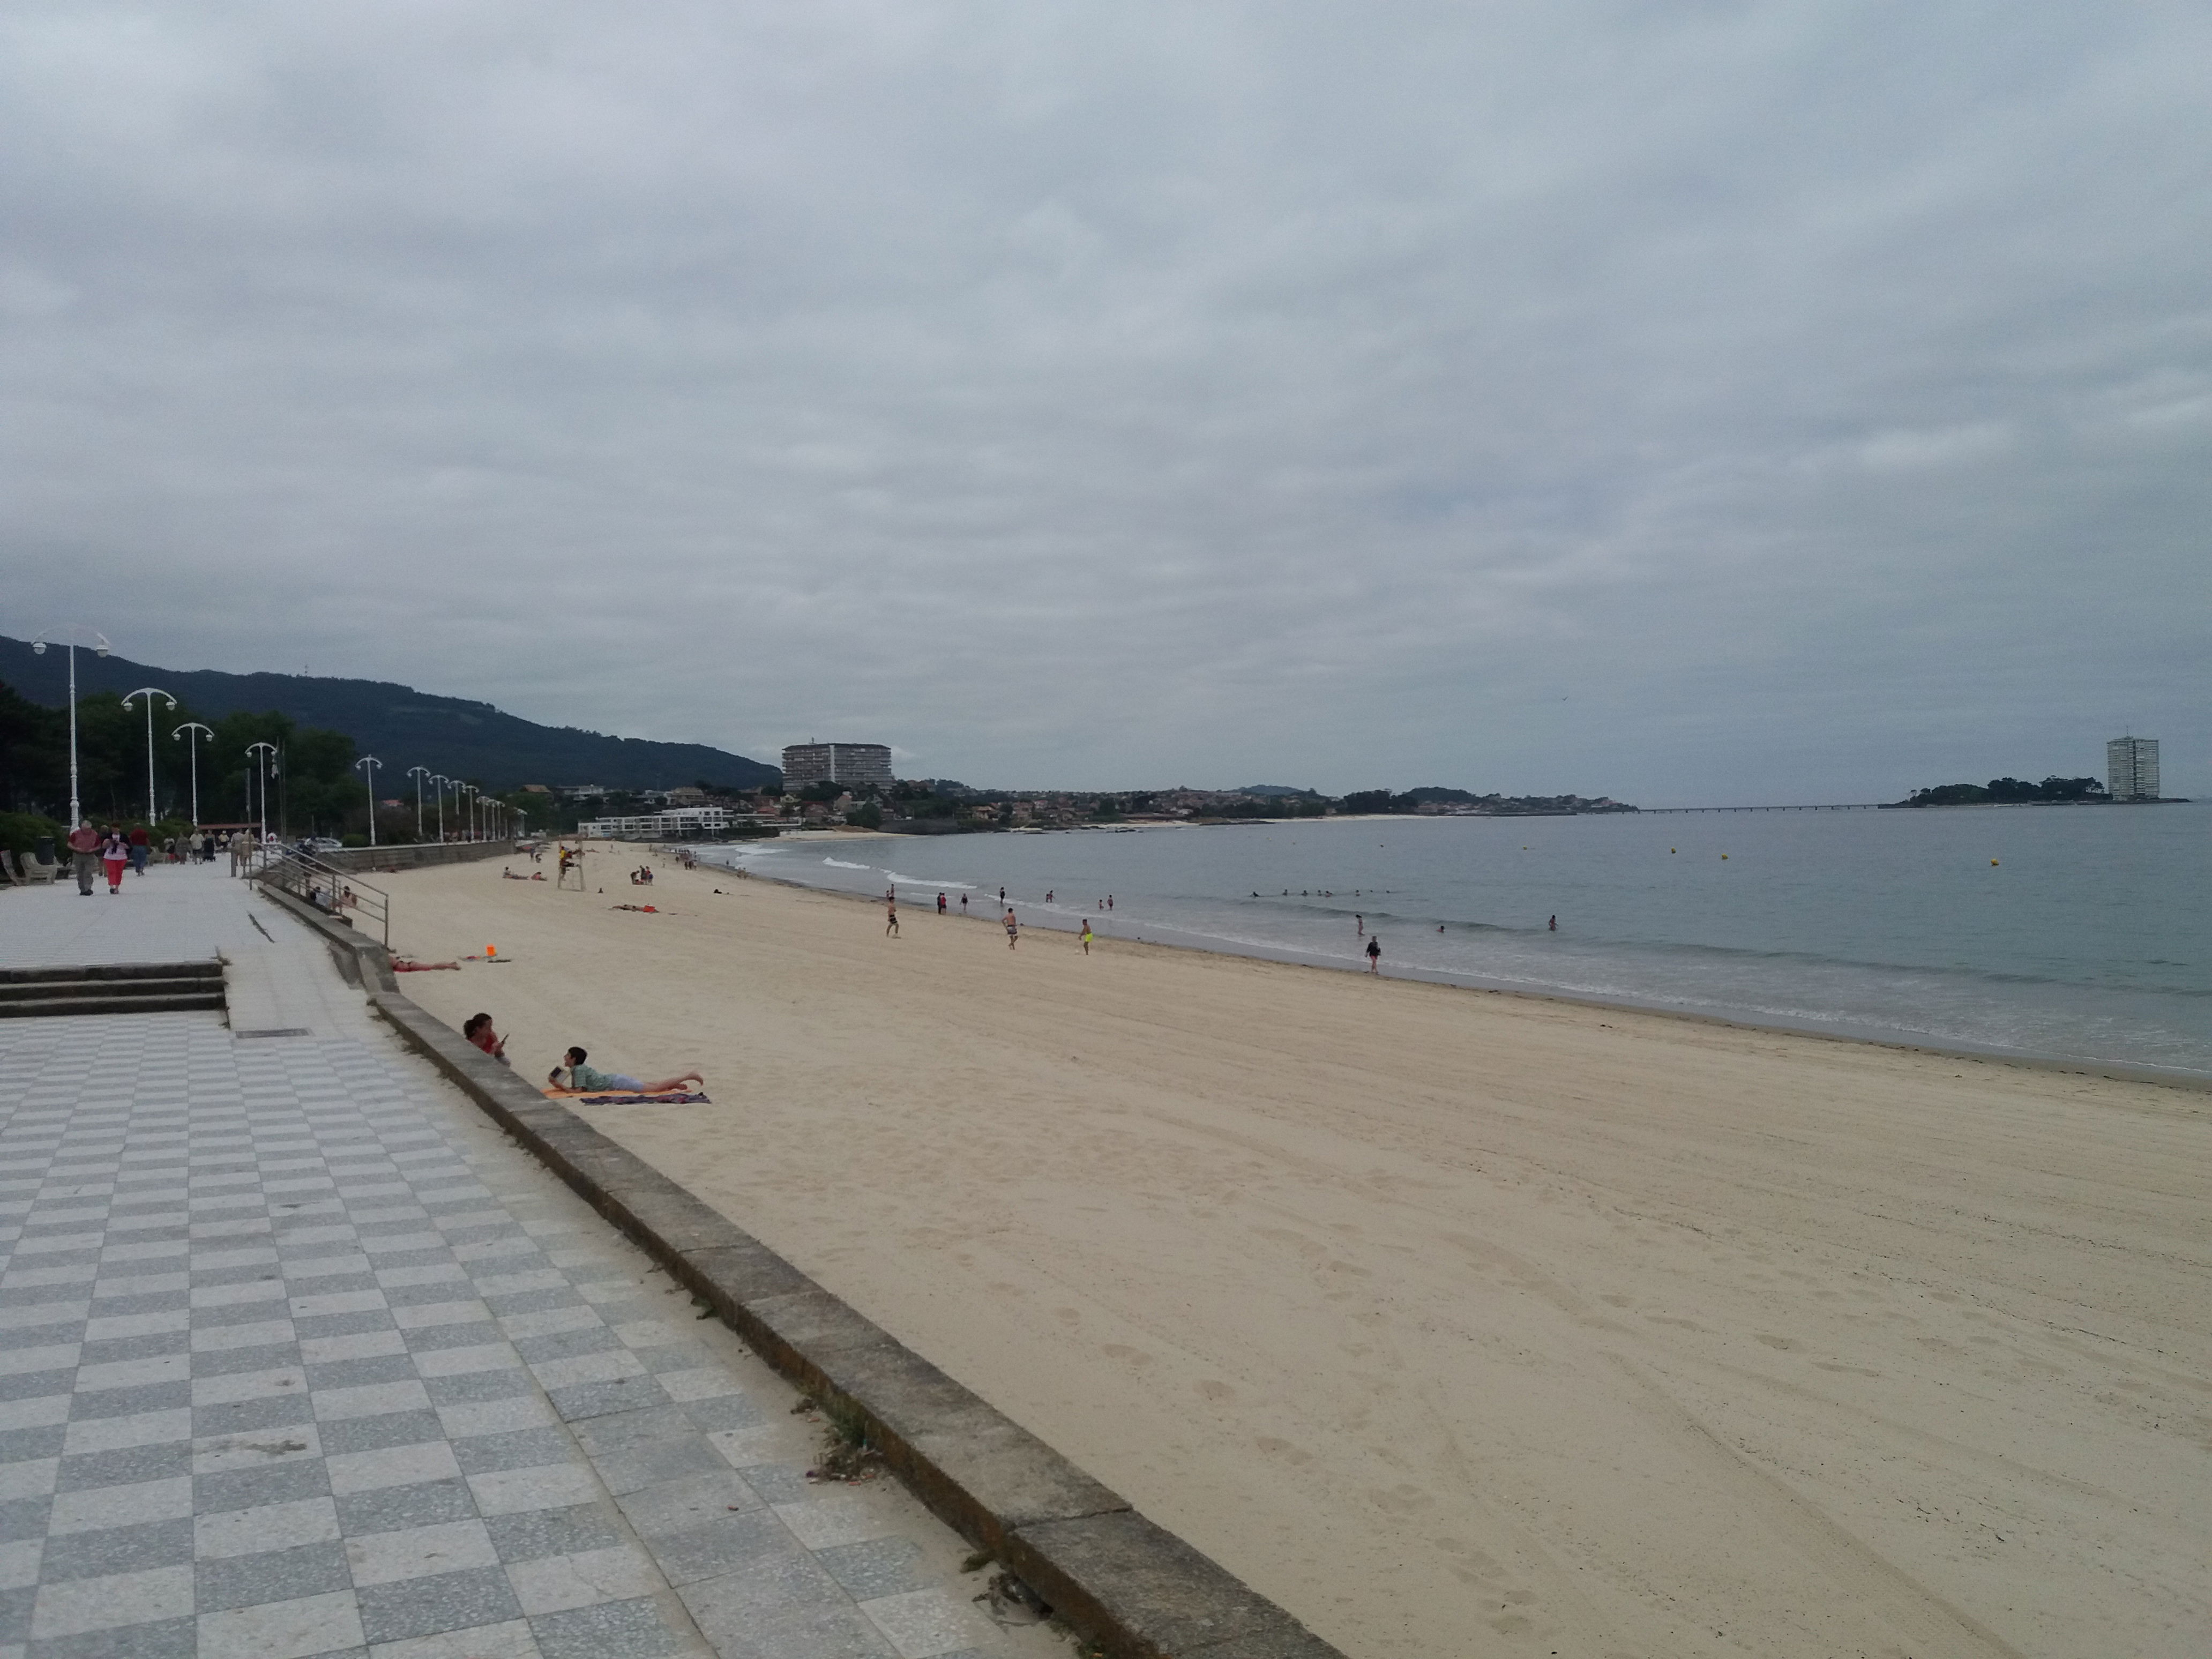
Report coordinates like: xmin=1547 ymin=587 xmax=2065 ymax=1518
xmin=246 ymin=742 xmax=278 ymax=847
xmin=354 ymin=756 xmax=383 ymax=848
xmin=173 ymin=722 xmax=213 ymax=827
xmin=119 ymin=687 xmax=177 ymax=829
xmin=460 ymin=782 xmax=477 ymax=841
xmin=29 ymin=627 xmax=110 ymax=827
xmin=406 ymin=766 xmax=431 ymax=841
xmin=429 ymin=775 xmax=447 ymax=842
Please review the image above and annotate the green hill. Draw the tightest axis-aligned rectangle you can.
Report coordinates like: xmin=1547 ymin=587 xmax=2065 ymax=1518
xmin=0 ymin=636 xmax=778 ymax=794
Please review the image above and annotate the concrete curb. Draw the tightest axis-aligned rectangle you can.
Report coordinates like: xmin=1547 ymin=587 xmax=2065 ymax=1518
xmin=255 ymin=881 xmax=1347 ymax=1659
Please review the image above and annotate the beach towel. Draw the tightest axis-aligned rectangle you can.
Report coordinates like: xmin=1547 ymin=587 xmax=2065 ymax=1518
xmin=542 ymin=1087 xmax=709 ymax=1104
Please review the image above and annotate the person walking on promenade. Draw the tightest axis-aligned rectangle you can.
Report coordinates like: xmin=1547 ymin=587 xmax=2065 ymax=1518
xmin=229 ymin=829 xmax=251 ymax=876
xmin=66 ymin=819 xmax=100 ymax=895
xmin=885 ymin=896 xmax=900 ymax=937
xmin=1004 ymin=908 xmax=1019 ymax=949
xmin=1080 ymin=919 xmax=1093 ymax=955
xmin=128 ymin=824 xmax=150 ymax=875
xmin=1365 ymin=935 xmax=1381 ymax=974
xmin=101 ymin=829 xmax=130 ymax=894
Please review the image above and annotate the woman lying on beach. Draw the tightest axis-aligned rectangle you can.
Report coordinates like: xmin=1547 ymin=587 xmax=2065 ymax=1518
xmin=547 ymin=1046 xmax=703 ymax=1096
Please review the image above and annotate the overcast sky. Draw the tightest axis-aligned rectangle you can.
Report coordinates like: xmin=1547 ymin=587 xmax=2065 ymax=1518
xmin=4 ymin=2 xmax=2206 ymax=803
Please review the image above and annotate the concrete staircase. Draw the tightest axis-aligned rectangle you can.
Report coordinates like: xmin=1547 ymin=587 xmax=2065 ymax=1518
xmin=0 ymin=961 xmax=227 ymax=1020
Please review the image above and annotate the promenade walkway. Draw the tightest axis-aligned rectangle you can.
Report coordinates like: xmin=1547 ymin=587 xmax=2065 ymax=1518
xmin=0 ymin=866 xmax=1039 ymax=1659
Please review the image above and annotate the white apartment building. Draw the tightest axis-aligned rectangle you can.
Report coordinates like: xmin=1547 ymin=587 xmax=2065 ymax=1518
xmin=577 ymin=806 xmax=741 ymax=839
xmin=2106 ymin=736 xmax=2161 ymax=802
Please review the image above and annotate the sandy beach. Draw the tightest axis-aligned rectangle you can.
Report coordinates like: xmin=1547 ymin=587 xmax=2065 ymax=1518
xmin=380 ymin=846 xmax=2211 ymax=1658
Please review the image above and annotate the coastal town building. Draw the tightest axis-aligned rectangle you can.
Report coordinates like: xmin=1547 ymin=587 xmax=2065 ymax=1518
xmin=782 ymin=742 xmax=893 ymax=790
xmin=2106 ymin=736 xmax=2161 ymax=801
xmin=578 ymin=805 xmax=751 ymax=838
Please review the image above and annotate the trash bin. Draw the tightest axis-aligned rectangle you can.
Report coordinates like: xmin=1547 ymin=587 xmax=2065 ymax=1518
xmin=34 ymin=836 xmax=55 ymax=866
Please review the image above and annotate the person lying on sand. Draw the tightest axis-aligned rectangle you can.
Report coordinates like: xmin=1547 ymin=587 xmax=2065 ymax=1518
xmin=546 ymin=1045 xmax=701 ymax=1095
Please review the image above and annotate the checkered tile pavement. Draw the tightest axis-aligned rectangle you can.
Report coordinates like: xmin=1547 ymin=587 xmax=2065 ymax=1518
xmin=0 ymin=1004 xmax=1035 ymax=1659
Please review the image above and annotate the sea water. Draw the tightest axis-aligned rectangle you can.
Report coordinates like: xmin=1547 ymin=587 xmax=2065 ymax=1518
xmin=698 ymin=803 xmax=2212 ymax=1076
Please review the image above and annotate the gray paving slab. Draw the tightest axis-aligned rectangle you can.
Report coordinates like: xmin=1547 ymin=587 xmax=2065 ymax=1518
xmin=0 ymin=872 xmax=1051 ymax=1659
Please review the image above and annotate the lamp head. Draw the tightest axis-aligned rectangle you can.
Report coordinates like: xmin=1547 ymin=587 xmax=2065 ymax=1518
xmin=31 ymin=639 xmax=44 ymax=656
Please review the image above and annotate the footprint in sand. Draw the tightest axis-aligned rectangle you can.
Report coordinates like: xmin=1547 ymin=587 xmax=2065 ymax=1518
xmin=1195 ymin=1379 xmax=1237 ymax=1404
xmin=1755 ymin=1333 xmax=1798 ymax=1350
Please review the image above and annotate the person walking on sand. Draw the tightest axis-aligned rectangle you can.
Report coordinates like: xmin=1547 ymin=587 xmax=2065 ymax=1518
xmin=1365 ymin=935 xmax=1381 ymax=974
xmin=937 ymin=892 xmax=947 ymax=915
xmin=960 ymin=892 xmax=968 ymax=912
xmin=66 ymin=819 xmax=100 ymax=895
xmin=885 ymin=896 xmax=900 ymax=936
xmin=1080 ymin=919 xmax=1093 ymax=955
xmin=1004 ymin=908 xmax=1019 ymax=949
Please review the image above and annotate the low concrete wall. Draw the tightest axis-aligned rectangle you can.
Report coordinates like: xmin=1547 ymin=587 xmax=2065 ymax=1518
xmin=256 ymin=880 xmax=1347 ymax=1659
xmin=323 ymin=840 xmax=514 ymax=875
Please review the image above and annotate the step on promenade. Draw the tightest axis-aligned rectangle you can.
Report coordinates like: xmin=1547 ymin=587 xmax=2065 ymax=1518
xmin=0 ymin=864 xmax=1047 ymax=1659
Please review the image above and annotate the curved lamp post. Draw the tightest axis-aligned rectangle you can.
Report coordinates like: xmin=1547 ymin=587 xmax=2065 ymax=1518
xmin=354 ymin=756 xmax=383 ymax=847
xmin=405 ymin=766 xmax=430 ymax=841
xmin=245 ymin=742 xmax=279 ymax=847
xmin=29 ymin=628 xmax=110 ymax=827
xmin=119 ymin=688 xmax=177 ymax=829
xmin=172 ymin=722 xmax=213 ymax=827
xmin=429 ymin=775 xmax=447 ymax=843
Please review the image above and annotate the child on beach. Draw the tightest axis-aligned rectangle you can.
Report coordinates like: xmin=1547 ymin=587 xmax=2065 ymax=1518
xmin=547 ymin=1047 xmax=702 ymax=1095
xmin=463 ymin=1013 xmax=509 ymax=1064
xmin=1080 ymin=920 xmax=1093 ymax=955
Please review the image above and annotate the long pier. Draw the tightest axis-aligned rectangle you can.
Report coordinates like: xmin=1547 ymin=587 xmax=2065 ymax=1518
xmin=1640 ymin=803 xmax=1885 ymax=813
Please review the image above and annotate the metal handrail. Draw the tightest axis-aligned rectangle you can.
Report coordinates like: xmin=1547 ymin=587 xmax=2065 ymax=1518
xmin=251 ymin=847 xmax=391 ymax=948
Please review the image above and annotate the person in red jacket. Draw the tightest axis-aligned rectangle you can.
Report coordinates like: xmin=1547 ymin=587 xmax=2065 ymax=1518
xmin=128 ymin=824 xmax=151 ymax=875
xmin=101 ymin=829 xmax=130 ymax=894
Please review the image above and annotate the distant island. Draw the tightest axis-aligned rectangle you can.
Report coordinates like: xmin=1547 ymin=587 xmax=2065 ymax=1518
xmin=1887 ymin=775 xmax=2113 ymax=807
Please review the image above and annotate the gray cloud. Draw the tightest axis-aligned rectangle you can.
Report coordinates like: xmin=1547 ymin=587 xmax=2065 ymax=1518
xmin=4 ymin=1 xmax=2207 ymax=802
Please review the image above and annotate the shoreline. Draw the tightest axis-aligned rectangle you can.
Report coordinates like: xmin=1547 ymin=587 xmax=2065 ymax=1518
xmin=387 ymin=852 xmax=2212 ymax=1658
xmin=667 ymin=838 xmax=2212 ymax=1093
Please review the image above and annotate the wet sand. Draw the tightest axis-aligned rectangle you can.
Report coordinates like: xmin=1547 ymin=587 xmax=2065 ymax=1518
xmin=384 ymin=847 xmax=2212 ymax=1658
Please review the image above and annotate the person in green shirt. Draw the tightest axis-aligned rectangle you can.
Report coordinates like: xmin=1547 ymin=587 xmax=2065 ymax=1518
xmin=547 ymin=1046 xmax=703 ymax=1095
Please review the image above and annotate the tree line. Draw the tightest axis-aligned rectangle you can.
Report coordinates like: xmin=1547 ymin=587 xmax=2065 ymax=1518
xmin=0 ymin=675 xmax=472 ymax=854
